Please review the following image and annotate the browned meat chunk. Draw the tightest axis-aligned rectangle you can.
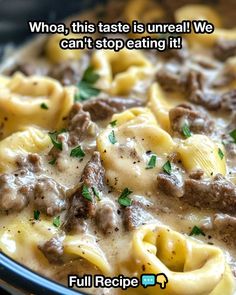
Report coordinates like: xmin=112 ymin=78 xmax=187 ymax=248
xmin=183 ymin=174 xmax=236 ymax=214
xmin=156 ymin=64 xmax=187 ymax=92
xmin=67 ymin=103 xmax=95 ymax=146
xmin=48 ymin=133 xmax=71 ymax=172
xmin=224 ymin=142 xmax=236 ymax=158
xmin=81 ymin=152 xmax=105 ymax=191
xmin=16 ymin=153 xmax=43 ymax=173
xmin=9 ymin=63 xmax=38 ymax=76
xmin=157 ymin=173 xmax=184 ymax=198
xmin=186 ymin=71 xmax=221 ymax=110
xmin=95 ymin=203 xmax=119 ymax=234
xmin=212 ymin=214 xmax=236 ymax=247
xmin=221 ymin=89 xmax=236 ymax=111
xmin=83 ymin=97 xmax=144 ymax=121
xmin=38 ymin=237 xmax=64 ymax=264
xmin=214 ymin=39 xmax=236 ymax=61
xmin=222 ymin=113 xmax=236 ymax=158
xmin=0 ymin=171 xmax=35 ymax=212
xmin=49 ymin=61 xmax=82 ymax=86
xmin=63 ymin=152 xmax=105 ymax=234
xmin=122 ymin=200 xmax=153 ymax=231
xmin=169 ymin=104 xmax=214 ymax=135
xmin=189 ymin=169 xmax=204 ymax=180
xmin=33 ymin=177 xmax=66 ymax=216
xmin=161 ymin=39 xmax=189 ymax=61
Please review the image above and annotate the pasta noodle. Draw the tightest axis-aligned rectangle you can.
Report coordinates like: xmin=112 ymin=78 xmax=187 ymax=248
xmin=91 ymin=49 xmax=152 ymax=95
xmin=46 ymin=33 xmax=86 ymax=63
xmin=0 ymin=73 xmax=74 ymax=138
xmin=0 ymin=1 xmax=235 ymax=294
xmin=97 ymin=108 xmax=175 ymax=192
xmin=175 ymin=5 xmax=236 ymax=47
xmin=0 ymin=127 xmax=50 ymax=173
xmin=177 ymin=135 xmax=226 ymax=177
xmin=119 ymin=223 xmax=235 ymax=295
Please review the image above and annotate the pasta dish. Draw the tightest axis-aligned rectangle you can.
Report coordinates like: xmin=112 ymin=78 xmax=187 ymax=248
xmin=0 ymin=1 xmax=236 ymax=294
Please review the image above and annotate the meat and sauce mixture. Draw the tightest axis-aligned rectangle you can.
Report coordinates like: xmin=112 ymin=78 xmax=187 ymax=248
xmin=0 ymin=1 xmax=236 ymax=294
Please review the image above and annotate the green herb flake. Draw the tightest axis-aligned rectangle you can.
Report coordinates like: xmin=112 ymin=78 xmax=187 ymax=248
xmin=229 ymin=129 xmax=236 ymax=143
xmin=146 ymin=154 xmax=157 ymax=169
xmin=53 ymin=216 xmax=61 ymax=228
xmin=189 ymin=225 xmax=205 ymax=236
xmin=182 ymin=123 xmax=191 ymax=138
xmin=48 ymin=129 xmax=66 ymax=151
xmin=83 ymin=66 xmax=100 ymax=84
xmin=40 ymin=102 xmax=49 ymax=110
xmin=76 ymin=81 xmax=100 ymax=101
xmin=118 ymin=188 xmax=133 ymax=207
xmin=109 ymin=120 xmax=117 ymax=127
xmin=70 ymin=145 xmax=85 ymax=158
xmin=108 ymin=130 xmax=117 ymax=144
xmin=48 ymin=158 xmax=56 ymax=165
xmin=82 ymin=185 xmax=93 ymax=202
xmin=75 ymin=66 xmax=100 ymax=102
xmin=34 ymin=210 xmax=40 ymax=220
xmin=218 ymin=148 xmax=224 ymax=160
xmin=92 ymin=187 xmax=101 ymax=200
xmin=162 ymin=160 xmax=172 ymax=175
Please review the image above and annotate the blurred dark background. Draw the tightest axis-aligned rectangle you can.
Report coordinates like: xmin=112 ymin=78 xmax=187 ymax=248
xmin=0 ymin=0 xmax=105 ymax=44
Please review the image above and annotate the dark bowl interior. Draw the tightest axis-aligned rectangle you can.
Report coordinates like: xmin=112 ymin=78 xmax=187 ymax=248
xmin=0 ymin=0 xmax=105 ymax=44
xmin=0 ymin=253 xmax=84 ymax=294
xmin=0 ymin=2 xmax=104 ymax=293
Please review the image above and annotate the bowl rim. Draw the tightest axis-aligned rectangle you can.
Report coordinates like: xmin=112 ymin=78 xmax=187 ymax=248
xmin=0 ymin=252 xmax=88 ymax=295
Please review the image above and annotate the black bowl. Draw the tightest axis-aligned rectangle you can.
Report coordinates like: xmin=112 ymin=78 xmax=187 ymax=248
xmin=0 ymin=252 xmax=84 ymax=294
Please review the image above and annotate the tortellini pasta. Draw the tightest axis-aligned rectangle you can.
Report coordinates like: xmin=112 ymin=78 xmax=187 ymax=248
xmin=119 ymin=224 xmax=235 ymax=295
xmin=177 ymin=134 xmax=226 ymax=177
xmin=175 ymin=5 xmax=222 ymax=28
xmin=124 ymin=0 xmax=165 ymax=37
xmin=97 ymin=107 xmax=175 ymax=192
xmin=46 ymin=33 xmax=86 ymax=63
xmin=0 ymin=73 xmax=74 ymax=138
xmin=175 ymin=5 xmax=236 ymax=47
xmin=147 ymin=83 xmax=185 ymax=132
xmin=0 ymin=127 xmax=50 ymax=173
xmin=64 ymin=236 xmax=112 ymax=275
xmin=91 ymin=49 xmax=152 ymax=95
xmin=147 ymin=83 xmax=171 ymax=132
xmin=0 ymin=214 xmax=111 ymax=275
xmin=0 ymin=75 xmax=10 ymax=86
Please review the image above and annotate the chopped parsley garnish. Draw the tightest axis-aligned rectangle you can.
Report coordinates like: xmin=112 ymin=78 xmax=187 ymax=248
xmin=92 ymin=187 xmax=101 ymax=200
xmin=53 ymin=216 xmax=60 ymax=228
xmin=146 ymin=154 xmax=157 ymax=169
xmin=70 ymin=145 xmax=85 ymax=158
xmin=75 ymin=66 xmax=100 ymax=102
xmin=34 ymin=210 xmax=40 ymax=220
xmin=108 ymin=130 xmax=117 ymax=144
xmin=48 ymin=158 xmax=56 ymax=165
xmin=109 ymin=120 xmax=117 ymax=127
xmin=83 ymin=66 xmax=100 ymax=84
xmin=218 ymin=148 xmax=224 ymax=160
xmin=229 ymin=129 xmax=236 ymax=143
xmin=162 ymin=160 xmax=172 ymax=175
xmin=40 ymin=102 xmax=49 ymax=110
xmin=48 ymin=129 xmax=66 ymax=151
xmin=189 ymin=225 xmax=205 ymax=236
xmin=182 ymin=123 xmax=191 ymax=138
xmin=82 ymin=184 xmax=93 ymax=202
xmin=118 ymin=188 xmax=133 ymax=207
